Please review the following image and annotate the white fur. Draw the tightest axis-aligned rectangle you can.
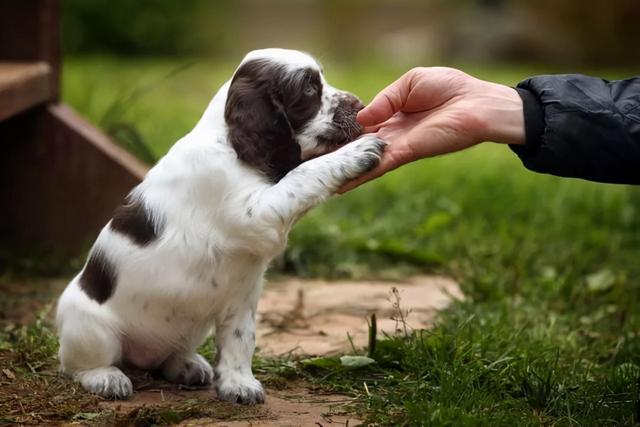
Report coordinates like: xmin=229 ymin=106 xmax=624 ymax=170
xmin=56 ymin=48 xmax=385 ymax=403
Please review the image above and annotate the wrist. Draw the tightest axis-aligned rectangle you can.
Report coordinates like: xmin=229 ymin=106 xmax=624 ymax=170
xmin=475 ymin=82 xmax=526 ymax=146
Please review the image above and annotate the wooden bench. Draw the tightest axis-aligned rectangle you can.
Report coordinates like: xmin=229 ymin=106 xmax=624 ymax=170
xmin=0 ymin=0 xmax=148 ymax=262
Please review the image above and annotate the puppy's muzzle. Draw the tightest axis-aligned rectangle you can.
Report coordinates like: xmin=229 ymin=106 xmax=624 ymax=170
xmin=332 ymin=93 xmax=365 ymax=144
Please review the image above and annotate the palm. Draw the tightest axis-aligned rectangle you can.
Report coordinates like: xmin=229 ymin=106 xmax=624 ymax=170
xmin=373 ymin=99 xmax=480 ymax=172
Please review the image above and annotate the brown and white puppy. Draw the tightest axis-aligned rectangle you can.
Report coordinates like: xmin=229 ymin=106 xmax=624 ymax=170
xmin=55 ymin=48 xmax=386 ymax=404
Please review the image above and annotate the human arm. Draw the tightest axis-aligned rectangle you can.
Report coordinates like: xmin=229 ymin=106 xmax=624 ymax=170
xmin=511 ymin=75 xmax=640 ymax=184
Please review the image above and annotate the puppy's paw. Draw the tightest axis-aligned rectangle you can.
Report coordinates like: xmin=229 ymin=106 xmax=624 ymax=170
xmin=215 ymin=370 xmax=265 ymax=405
xmin=76 ymin=366 xmax=133 ymax=399
xmin=162 ymin=353 xmax=214 ymax=387
xmin=339 ymin=135 xmax=387 ymax=179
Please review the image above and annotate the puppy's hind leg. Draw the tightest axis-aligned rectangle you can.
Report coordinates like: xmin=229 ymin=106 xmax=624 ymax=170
xmin=161 ymin=353 xmax=214 ymax=387
xmin=58 ymin=311 xmax=132 ymax=399
xmin=75 ymin=366 xmax=132 ymax=399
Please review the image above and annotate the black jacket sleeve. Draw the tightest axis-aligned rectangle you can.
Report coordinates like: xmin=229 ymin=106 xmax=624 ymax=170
xmin=510 ymin=74 xmax=640 ymax=184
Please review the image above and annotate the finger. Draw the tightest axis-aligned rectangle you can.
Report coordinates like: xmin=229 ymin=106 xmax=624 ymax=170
xmin=356 ymin=72 xmax=413 ymax=127
xmin=361 ymin=124 xmax=382 ymax=134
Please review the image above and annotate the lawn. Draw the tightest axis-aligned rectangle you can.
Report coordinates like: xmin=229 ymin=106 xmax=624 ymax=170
xmin=8 ymin=56 xmax=639 ymax=425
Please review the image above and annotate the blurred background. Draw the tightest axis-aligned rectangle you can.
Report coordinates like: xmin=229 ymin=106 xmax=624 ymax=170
xmin=63 ymin=0 xmax=640 ymax=66
xmin=8 ymin=0 xmax=638 ymax=281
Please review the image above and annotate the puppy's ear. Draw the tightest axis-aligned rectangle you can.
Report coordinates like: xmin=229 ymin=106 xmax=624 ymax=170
xmin=225 ymin=59 xmax=302 ymax=182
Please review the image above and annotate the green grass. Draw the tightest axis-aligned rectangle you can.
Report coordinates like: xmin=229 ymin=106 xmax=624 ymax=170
xmin=58 ymin=56 xmax=640 ymax=425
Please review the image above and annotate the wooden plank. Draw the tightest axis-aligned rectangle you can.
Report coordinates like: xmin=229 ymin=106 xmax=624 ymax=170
xmin=48 ymin=104 xmax=149 ymax=180
xmin=0 ymin=62 xmax=51 ymax=122
xmin=0 ymin=104 xmax=148 ymax=258
xmin=0 ymin=0 xmax=60 ymax=101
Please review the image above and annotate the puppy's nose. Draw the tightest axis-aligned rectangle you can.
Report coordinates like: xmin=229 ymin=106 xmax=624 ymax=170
xmin=352 ymin=98 xmax=365 ymax=112
xmin=341 ymin=94 xmax=365 ymax=111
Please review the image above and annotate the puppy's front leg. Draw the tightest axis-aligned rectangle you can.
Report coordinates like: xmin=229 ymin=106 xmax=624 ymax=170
xmin=214 ymin=301 xmax=264 ymax=405
xmin=259 ymin=135 xmax=386 ymax=223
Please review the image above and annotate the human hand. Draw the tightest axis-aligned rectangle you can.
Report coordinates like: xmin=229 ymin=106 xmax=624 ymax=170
xmin=340 ymin=67 xmax=525 ymax=192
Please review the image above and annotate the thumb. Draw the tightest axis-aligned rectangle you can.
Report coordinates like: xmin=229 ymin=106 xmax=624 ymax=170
xmin=357 ymin=74 xmax=411 ymax=127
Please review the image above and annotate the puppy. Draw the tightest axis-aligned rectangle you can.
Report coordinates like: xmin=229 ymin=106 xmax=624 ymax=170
xmin=56 ymin=48 xmax=386 ymax=404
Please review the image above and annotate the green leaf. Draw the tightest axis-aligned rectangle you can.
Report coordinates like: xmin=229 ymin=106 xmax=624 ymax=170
xmin=586 ymin=269 xmax=615 ymax=292
xmin=340 ymin=355 xmax=375 ymax=368
xmin=301 ymin=357 xmax=341 ymax=369
xmin=416 ymin=212 xmax=453 ymax=236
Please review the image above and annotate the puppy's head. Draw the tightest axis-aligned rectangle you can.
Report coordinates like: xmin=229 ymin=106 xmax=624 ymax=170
xmin=224 ymin=48 xmax=364 ymax=182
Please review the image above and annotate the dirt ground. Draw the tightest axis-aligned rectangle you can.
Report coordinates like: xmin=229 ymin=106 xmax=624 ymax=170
xmin=98 ymin=383 xmax=358 ymax=427
xmin=0 ymin=275 xmax=461 ymax=425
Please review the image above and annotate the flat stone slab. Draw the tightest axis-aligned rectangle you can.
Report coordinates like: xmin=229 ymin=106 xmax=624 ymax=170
xmin=257 ymin=275 xmax=463 ymax=356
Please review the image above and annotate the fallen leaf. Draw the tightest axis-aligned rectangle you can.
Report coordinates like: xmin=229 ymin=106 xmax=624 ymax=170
xmin=72 ymin=412 xmax=102 ymax=421
xmin=1 ymin=369 xmax=15 ymax=380
xmin=340 ymin=355 xmax=375 ymax=368
xmin=586 ymin=269 xmax=615 ymax=292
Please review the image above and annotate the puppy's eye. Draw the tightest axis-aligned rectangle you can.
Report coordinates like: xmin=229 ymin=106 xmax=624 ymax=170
xmin=304 ymin=86 xmax=317 ymax=97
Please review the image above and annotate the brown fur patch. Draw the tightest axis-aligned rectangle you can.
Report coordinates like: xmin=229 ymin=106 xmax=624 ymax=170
xmin=110 ymin=196 xmax=160 ymax=246
xmin=79 ymin=250 xmax=117 ymax=304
